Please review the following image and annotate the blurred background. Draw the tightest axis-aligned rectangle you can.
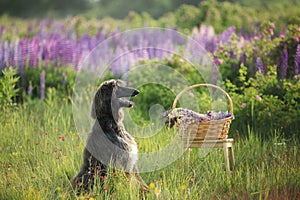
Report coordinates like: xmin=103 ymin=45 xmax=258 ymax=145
xmin=0 ymin=0 xmax=299 ymax=19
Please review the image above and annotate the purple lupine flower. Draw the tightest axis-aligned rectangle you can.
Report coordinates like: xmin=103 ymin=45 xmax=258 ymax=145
xmin=294 ymin=44 xmax=300 ymax=76
xmin=28 ymin=81 xmax=33 ymax=96
xmin=192 ymin=25 xmax=218 ymax=53
xmin=62 ymin=74 xmax=67 ymax=84
xmin=28 ymin=38 xmax=39 ymax=67
xmin=95 ymin=27 xmax=104 ymax=42
xmin=40 ymin=70 xmax=46 ymax=100
xmin=279 ymin=44 xmax=288 ymax=79
xmin=218 ymin=26 xmax=235 ymax=44
xmin=3 ymin=41 xmax=9 ymax=68
xmin=47 ymin=34 xmax=58 ymax=66
xmin=18 ymin=38 xmax=28 ymax=70
xmin=240 ymin=52 xmax=247 ymax=65
xmin=0 ymin=41 xmax=3 ymax=70
xmin=241 ymin=103 xmax=246 ymax=108
xmin=13 ymin=41 xmax=19 ymax=68
xmin=63 ymin=39 xmax=74 ymax=65
xmin=256 ymin=57 xmax=265 ymax=75
xmin=8 ymin=42 xmax=15 ymax=67
xmin=15 ymin=39 xmax=27 ymax=88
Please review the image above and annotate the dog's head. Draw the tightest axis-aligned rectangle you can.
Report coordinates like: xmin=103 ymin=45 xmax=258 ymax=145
xmin=91 ymin=79 xmax=139 ymax=119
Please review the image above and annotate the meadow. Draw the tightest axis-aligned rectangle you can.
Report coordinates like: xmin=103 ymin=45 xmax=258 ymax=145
xmin=1 ymin=96 xmax=299 ymax=200
xmin=1 ymin=1 xmax=300 ymax=199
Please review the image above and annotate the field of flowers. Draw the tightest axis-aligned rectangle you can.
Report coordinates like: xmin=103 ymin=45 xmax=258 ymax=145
xmin=1 ymin=13 xmax=300 ymax=199
xmin=1 ymin=16 xmax=300 ymax=135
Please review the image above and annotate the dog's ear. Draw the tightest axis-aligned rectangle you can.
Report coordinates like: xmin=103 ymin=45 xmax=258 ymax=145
xmin=100 ymin=80 xmax=117 ymax=96
xmin=91 ymin=85 xmax=103 ymax=119
xmin=116 ymin=79 xmax=126 ymax=87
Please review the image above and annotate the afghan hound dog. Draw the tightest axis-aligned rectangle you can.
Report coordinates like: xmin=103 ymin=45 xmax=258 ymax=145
xmin=73 ymin=79 xmax=149 ymax=192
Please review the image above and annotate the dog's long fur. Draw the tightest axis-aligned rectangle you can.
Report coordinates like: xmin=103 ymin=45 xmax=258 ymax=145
xmin=73 ymin=79 xmax=149 ymax=192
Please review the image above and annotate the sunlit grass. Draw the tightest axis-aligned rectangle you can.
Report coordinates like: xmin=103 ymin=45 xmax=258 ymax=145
xmin=0 ymin=99 xmax=299 ymax=199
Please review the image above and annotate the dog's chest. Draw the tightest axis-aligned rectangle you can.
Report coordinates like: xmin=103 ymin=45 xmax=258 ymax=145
xmin=128 ymin=141 xmax=138 ymax=171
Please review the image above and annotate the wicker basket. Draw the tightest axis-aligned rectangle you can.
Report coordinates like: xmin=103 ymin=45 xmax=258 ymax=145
xmin=172 ymin=84 xmax=234 ymax=140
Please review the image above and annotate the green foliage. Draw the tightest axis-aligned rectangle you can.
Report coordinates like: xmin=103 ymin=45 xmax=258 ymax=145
xmin=23 ymin=66 xmax=76 ymax=100
xmin=1 ymin=0 xmax=300 ymax=34
xmin=226 ymin=65 xmax=300 ymax=137
xmin=0 ymin=67 xmax=19 ymax=109
xmin=173 ymin=5 xmax=202 ymax=31
xmin=124 ymin=56 xmax=207 ymax=124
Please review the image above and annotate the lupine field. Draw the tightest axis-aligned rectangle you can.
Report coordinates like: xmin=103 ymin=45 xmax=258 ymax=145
xmin=1 ymin=1 xmax=300 ymax=199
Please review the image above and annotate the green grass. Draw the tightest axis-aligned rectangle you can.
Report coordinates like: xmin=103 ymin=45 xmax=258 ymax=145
xmin=0 ymin=98 xmax=299 ymax=200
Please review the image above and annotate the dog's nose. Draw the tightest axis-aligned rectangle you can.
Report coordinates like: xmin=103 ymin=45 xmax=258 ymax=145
xmin=132 ymin=90 xmax=140 ymax=96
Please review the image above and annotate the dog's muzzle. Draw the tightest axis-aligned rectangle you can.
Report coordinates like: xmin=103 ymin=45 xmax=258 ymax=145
xmin=116 ymin=86 xmax=140 ymax=98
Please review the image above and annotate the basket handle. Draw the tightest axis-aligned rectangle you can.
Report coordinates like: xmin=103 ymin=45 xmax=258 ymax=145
xmin=172 ymin=84 xmax=234 ymax=115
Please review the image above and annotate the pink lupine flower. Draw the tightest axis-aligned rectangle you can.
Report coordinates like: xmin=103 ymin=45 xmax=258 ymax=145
xmin=256 ymin=95 xmax=262 ymax=101
xmin=214 ymin=58 xmax=223 ymax=65
xmin=253 ymin=36 xmax=259 ymax=41
xmin=189 ymin=92 xmax=195 ymax=97
xmin=287 ymin=83 xmax=292 ymax=87
xmin=269 ymin=29 xmax=274 ymax=36
xmin=270 ymin=23 xmax=275 ymax=29
xmin=276 ymin=84 xmax=281 ymax=89
xmin=256 ymin=57 xmax=265 ymax=75
xmin=241 ymin=103 xmax=246 ymax=108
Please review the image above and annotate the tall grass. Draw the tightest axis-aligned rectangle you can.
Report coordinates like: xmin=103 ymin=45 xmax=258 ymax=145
xmin=0 ymin=98 xmax=299 ymax=199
